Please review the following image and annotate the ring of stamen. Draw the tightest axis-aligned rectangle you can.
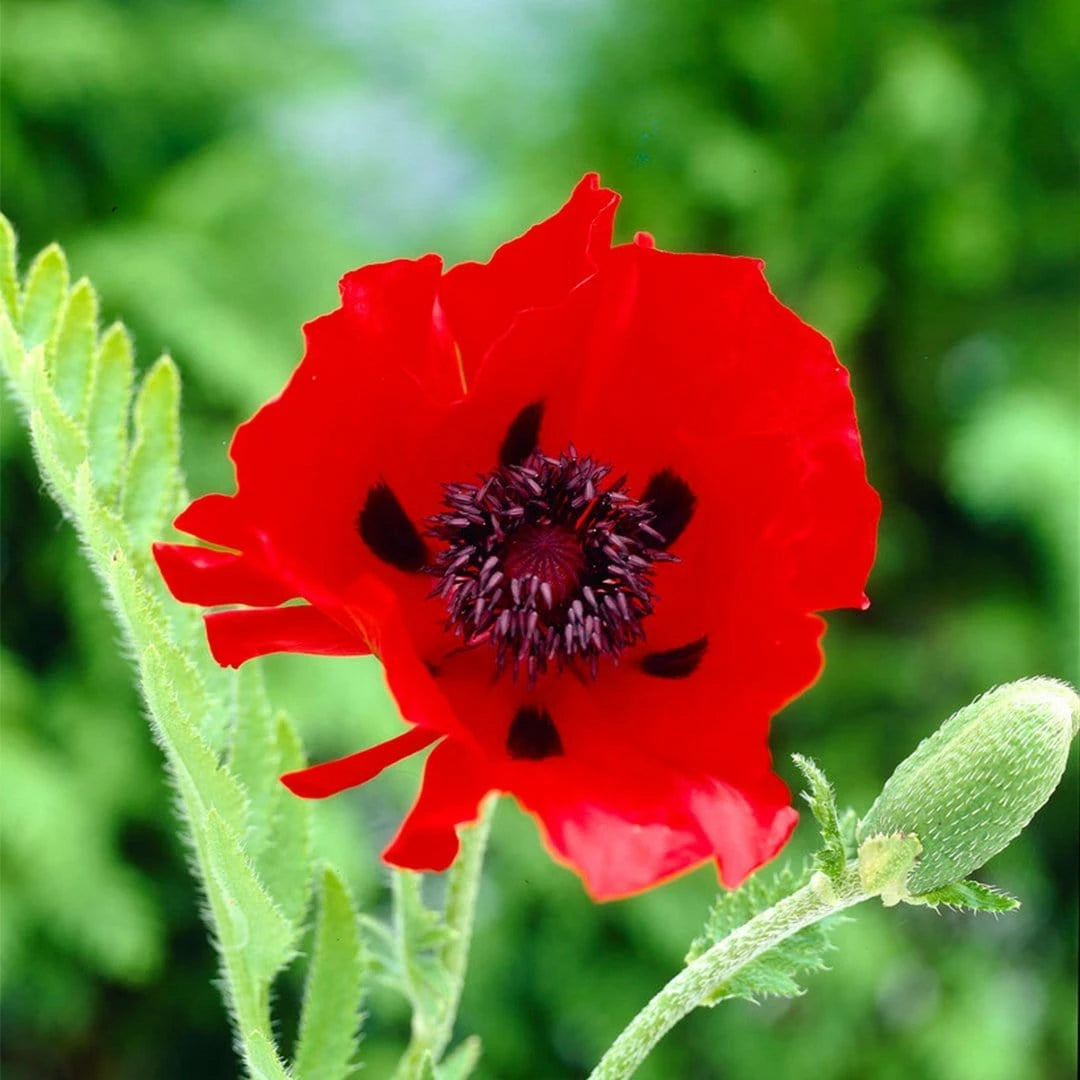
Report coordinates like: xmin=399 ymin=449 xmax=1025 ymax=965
xmin=428 ymin=447 xmax=675 ymax=683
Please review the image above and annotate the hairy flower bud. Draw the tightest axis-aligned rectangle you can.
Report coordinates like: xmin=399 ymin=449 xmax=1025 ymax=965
xmin=858 ymin=678 xmax=1079 ymax=895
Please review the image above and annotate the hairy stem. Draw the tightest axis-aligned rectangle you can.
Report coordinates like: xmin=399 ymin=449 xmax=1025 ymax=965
xmin=433 ymin=795 xmax=496 ymax=1060
xmin=589 ymin=865 xmax=868 ymax=1080
xmin=394 ymin=797 xmax=496 ymax=1078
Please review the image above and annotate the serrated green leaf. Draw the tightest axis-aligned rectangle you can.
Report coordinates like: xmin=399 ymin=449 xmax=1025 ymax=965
xmin=357 ymin=912 xmax=399 ymax=989
xmin=50 ymin=277 xmax=98 ymax=420
xmin=26 ymin=346 xmax=89 ymax=494
xmin=86 ymin=322 xmax=134 ymax=499
xmin=435 ymin=1036 xmax=482 ymax=1080
xmin=80 ymin=537 xmax=225 ymax=755
xmin=397 ymin=873 xmax=455 ymax=956
xmin=703 ymin=927 xmax=836 ymax=1006
xmin=792 ymin=753 xmax=846 ymax=880
xmin=914 ymin=879 xmax=1021 ymax=913
xmin=686 ymin=865 xmax=838 ymax=1004
xmin=687 ymin=865 xmax=805 ymax=962
xmin=242 ymin=1028 xmax=292 ymax=1080
xmin=26 ymin=409 xmax=79 ymax=512
xmin=71 ymin=458 xmax=130 ymax=547
xmin=203 ymin=810 xmax=297 ymax=988
xmin=139 ymin=644 xmax=248 ymax=834
xmin=393 ymin=872 xmax=456 ymax=1027
xmin=226 ymin=663 xmax=278 ymax=860
xmin=0 ymin=215 xmax=17 ymax=318
xmin=837 ymin=807 xmax=860 ymax=859
xmin=5 ymin=233 xmax=295 ymax=1077
xmin=293 ymin=867 xmax=365 ymax=1080
xmin=19 ymin=243 xmax=68 ymax=348
xmin=71 ymin=465 xmax=223 ymax=732
xmin=1 ymin=309 xmax=27 ymax=389
xmin=123 ymin=355 xmax=181 ymax=552
xmin=74 ymin=463 xmax=168 ymax=644
xmin=256 ymin=714 xmax=313 ymax=923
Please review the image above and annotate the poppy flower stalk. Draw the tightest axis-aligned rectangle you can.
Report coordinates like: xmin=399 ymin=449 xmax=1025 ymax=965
xmin=154 ymin=174 xmax=880 ymax=900
xmin=590 ymin=677 xmax=1078 ymax=1078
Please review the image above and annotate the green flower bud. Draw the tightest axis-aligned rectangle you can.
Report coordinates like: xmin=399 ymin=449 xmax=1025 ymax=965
xmin=857 ymin=678 xmax=1079 ymax=895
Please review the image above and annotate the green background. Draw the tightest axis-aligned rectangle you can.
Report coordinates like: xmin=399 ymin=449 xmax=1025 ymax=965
xmin=1 ymin=0 xmax=1076 ymax=1077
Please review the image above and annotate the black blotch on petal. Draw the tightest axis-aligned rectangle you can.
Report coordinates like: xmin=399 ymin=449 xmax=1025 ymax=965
xmin=642 ymin=469 xmax=696 ymax=547
xmin=640 ymin=636 xmax=708 ymax=678
xmin=499 ymin=401 xmax=545 ymax=467
xmin=357 ymin=482 xmax=429 ymax=572
xmin=506 ymin=705 xmax=563 ymax=760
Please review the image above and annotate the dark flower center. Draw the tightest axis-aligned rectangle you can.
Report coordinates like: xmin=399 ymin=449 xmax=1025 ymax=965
xmin=502 ymin=524 xmax=584 ymax=605
xmin=428 ymin=447 xmax=674 ymax=683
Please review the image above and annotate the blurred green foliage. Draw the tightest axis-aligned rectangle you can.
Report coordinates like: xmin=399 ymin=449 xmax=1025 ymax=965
xmin=1 ymin=0 xmax=1076 ymax=1077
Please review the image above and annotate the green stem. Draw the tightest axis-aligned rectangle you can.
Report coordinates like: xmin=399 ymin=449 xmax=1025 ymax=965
xmin=433 ymin=795 xmax=496 ymax=1060
xmin=394 ymin=797 xmax=497 ymax=1079
xmin=589 ymin=865 xmax=868 ymax=1080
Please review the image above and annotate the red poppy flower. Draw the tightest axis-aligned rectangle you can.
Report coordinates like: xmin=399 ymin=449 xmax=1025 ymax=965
xmin=154 ymin=175 xmax=879 ymax=901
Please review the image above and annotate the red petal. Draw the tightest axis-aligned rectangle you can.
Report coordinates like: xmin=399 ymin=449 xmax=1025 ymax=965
xmin=382 ymin=739 xmax=492 ymax=871
xmin=203 ymin=605 xmax=370 ymax=668
xmin=518 ymin=760 xmax=796 ymax=900
xmin=689 ymin=779 xmax=799 ymax=889
xmin=173 ymin=493 xmax=249 ymax=549
xmin=439 ymin=173 xmax=619 ymax=384
xmin=339 ymin=254 xmax=463 ymax=405
xmin=499 ymin=706 xmax=795 ymax=900
xmin=516 ymin=761 xmax=714 ymax=900
xmin=427 ymin=649 xmax=799 ymax=899
xmin=337 ymin=573 xmax=471 ymax=743
xmin=225 ymin=262 xmax=450 ymax=602
xmin=553 ymin=819 xmax=709 ymax=900
xmin=212 ymin=259 xmax=528 ymax=671
xmin=583 ymin=245 xmax=876 ymax=617
xmin=169 ymin=260 xmax=472 ymax=671
xmin=153 ymin=543 xmax=295 ymax=607
xmin=569 ymin=242 xmax=877 ymax=704
xmin=281 ymin=726 xmax=440 ymax=798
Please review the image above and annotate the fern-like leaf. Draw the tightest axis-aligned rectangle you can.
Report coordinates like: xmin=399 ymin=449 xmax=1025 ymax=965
xmin=257 ymin=713 xmax=314 ymax=925
xmin=19 ymin=243 xmax=69 ymax=349
xmin=50 ymin=276 xmax=99 ymax=420
xmin=0 ymin=215 xmax=18 ymax=315
xmin=686 ymin=866 xmax=841 ymax=1004
xmin=0 ymin=216 xmax=340 ymax=1078
xmin=392 ymin=872 xmax=457 ymax=1030
xmin=792 ymin=753 xmax=847 ymax=881
xmin=122 ymin=354 xmax=182 ymax=553
xmin=293 ymin=867 xmax=366 ymax=1080
xmin=86 ymin=321 xmax=135 ymax=498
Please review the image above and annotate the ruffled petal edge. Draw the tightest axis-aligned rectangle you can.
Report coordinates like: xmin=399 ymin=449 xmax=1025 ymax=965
xmin=522 ymin=769 xmax=798 ymax=901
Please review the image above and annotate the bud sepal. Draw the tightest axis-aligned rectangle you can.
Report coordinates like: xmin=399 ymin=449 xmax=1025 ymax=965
xmin=909 ymin=879 xmax=1020 ymax=914
xmin=857 ymin=832 xmax=922 ymax=907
